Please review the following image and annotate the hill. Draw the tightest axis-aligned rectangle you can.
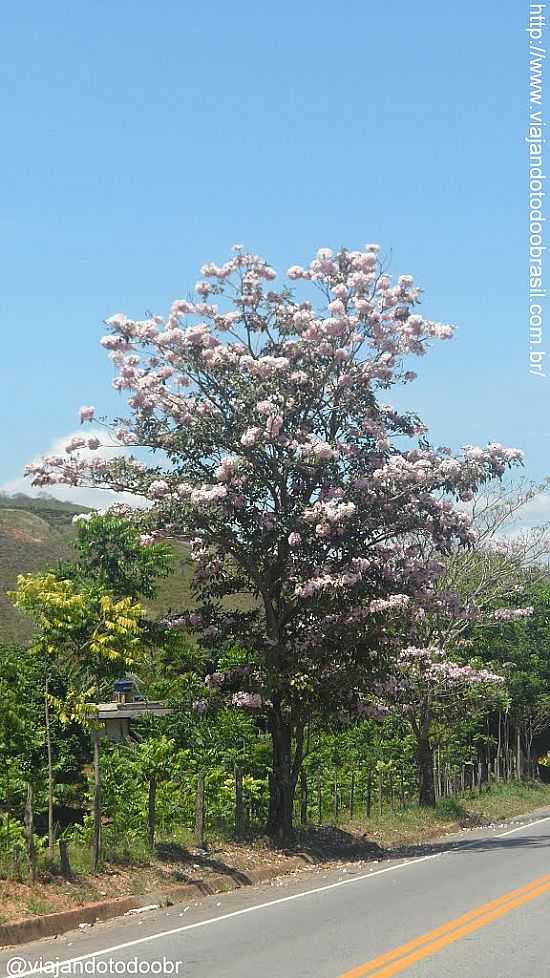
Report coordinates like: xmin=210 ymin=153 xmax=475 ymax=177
xmin=0 ymin=494 xmax=88 ymax=642
xmin=0 ymin=493 xmax=251 ymax=645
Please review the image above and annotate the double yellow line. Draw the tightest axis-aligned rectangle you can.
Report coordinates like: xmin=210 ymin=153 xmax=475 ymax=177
xmin=338 ymin=873 xmax=550 ymax=978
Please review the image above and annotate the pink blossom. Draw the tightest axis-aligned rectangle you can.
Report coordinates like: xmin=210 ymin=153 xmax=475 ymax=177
xmin=215 ymin=457 xmax=239 ymax=482
xmin=149 ymin=479 xmax=171 ymax=499
xmin=492 ymin=607 xmax=534 ymax=621
xmin=190 ymin=485 xmax=228 ymax=505
xmin=115 ymin=428 xmax=139 ymax=445
xmin=79 ymin=405 xmax=95 ymax=424
xmin=205 ymin=672 xmax=225 ymax=688
xmin=256 ymin=399 xmax=276 ymax=415
xmin=171 ymin=299 xmax=196 ymax=316
xmin=240 ymin=427 xmax=263 ymax=447
xmin=231 ymin=691 xmax=265 ymax=711
xmin=64 ymin=436 xmax=86 ymax=454
xmin=195 ymin=281 xmax=211 ymax=296
xmin=302 ymin=439 xmax=339 ymax=462
xmin=331 ymin=284 xmax=348 ymax=299
xmin=328 ymin=299 xmax=346 ymax=317
xmin=288 ymin=265 xmax=305 ymax=279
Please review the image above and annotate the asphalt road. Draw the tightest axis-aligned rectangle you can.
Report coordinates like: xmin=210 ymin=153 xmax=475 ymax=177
xmin=2 ymin=811 xmax=550 ymax=978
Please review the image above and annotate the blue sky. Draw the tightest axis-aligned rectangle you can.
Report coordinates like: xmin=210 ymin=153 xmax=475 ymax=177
xmin=1 ymin=1 xmax=546 ymax=506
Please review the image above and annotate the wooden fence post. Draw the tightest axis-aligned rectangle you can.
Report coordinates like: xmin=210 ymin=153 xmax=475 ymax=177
xmin=147 ymin=776 xmax=157 ymax=850
xmin=516 ymin=728 xmax=522 ymax=780
xmin=300 ymin=771 xmax=308 ymax=825
xmin=234 ymin=766 xmax=244 ymax=840
xmin=24 ymin=783 xmax=36 ymax=882
xmin=59 ymin=839 xmax=72 ymax=879
xmin=14 ymin=847 xmax=22 ymax=882
xmin=195 ymin=771 xmax=206 ymax=848
xmin=91 ymin=730 xmax=102 ymax=872
xmin=365 ymin=769 xmax=372 ymax=818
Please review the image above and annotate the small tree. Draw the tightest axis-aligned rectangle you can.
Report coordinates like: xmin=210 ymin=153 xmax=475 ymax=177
xmin=133 ymin=736 xmax=177 ymax=849
xmin=12 ymin=573 xmax=144 ymax=686
xmin=374 ymin=647 xmax=505 ymax=805
xmin=67 ymin=512 xmax=174 ymax=601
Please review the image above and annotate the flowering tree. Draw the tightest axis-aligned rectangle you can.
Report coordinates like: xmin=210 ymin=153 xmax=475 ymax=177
xmin=373 ymin=485 xmax=544 ymax=803
xmin=26 ymin=244 xmax=523 ymax=838
xmin=371 ymin=648 xmax=505 ymax=805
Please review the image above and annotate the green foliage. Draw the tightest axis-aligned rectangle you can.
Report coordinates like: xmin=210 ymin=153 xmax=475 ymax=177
xmin=11 ymin=573 xmax=144 ymax=676
xmin=470 ymin=578 xmax=550 ymax=723
xmin=66 ymin=515 xmax=175 ymax=601
xmin=0 ymin=644 xmax=47 ymax=807
xmin=3 ymin=501 xmax=550 ymax=870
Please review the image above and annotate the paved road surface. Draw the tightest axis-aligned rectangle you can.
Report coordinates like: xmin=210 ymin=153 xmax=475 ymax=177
xmin=2 ymin=811 xmax=550 ymax=978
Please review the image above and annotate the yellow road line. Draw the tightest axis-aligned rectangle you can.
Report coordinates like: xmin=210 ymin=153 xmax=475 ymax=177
xmin=338 ymin=874 xmax=550 ymax=978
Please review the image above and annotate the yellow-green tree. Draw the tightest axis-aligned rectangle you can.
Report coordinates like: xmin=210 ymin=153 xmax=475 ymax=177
xmin=12 ymin=572 xmax=144 ymax=687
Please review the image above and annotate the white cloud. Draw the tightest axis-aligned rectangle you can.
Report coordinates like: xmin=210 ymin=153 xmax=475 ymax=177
xmin=510 ymin=492 xmax=550 ymax=528
xmin=1 ymin=429 xmax=144 ymax=510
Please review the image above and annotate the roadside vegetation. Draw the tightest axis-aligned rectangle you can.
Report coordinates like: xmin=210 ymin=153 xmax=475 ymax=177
xmin=1 ymin=780 xmax=549 ymax=926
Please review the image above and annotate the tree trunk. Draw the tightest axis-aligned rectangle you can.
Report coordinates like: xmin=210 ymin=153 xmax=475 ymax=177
xmin=147 ymin=777 xmax=157 ymax=850
xmin=266 ymin=709 xmax=301 ymax=842
xmin=45 ymin=679 xmax=55 ymax=853
xmin=91 ymin=731 xmax=102 ymax=872
xmin=234 ymin=765 xmax=244 ymax=840
xmin=300 ymin=770 xmax=308 ymax=825
xmin=417 ymin=735 xmax=436 ymax=807
xmin=195 ymin=770 xmax=205 ymax=847
xmin=24 ymin=783 xmax=37 ymax=882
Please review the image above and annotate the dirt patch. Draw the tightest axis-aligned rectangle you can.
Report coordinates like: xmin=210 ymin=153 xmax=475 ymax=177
xmin=6 ymin=527 xmax=44 ymax=544
xmin=0 ymin=842 xmax=309 ymax=926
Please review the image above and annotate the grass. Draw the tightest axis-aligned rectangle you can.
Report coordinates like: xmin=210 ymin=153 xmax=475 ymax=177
xmin=452 ymin=779 xmax=550 ymax=820
xmin=24 ymin=895 xmax=54 ymax=915
xmin=345 ymin=780 xmax=550 ymax=849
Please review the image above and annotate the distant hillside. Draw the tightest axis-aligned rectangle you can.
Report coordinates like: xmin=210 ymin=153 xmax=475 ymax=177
xmin=0 ymin=494 xmax=89 ymax=643
xmin=0 ymin=493 xmax=250 ymax=645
